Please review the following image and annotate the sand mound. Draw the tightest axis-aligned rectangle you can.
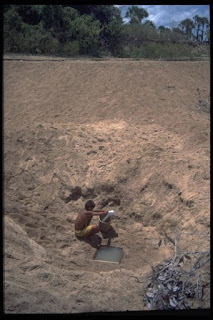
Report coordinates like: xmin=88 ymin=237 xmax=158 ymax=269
xmin=5 ymin=216 xmax=46 ymax=262
xmin=4 ymin=56 xmax=210 ymax=313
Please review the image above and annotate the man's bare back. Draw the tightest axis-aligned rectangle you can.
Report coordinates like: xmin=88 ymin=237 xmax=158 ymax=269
xmin=75 ymin=209 xmax=93 ymax=231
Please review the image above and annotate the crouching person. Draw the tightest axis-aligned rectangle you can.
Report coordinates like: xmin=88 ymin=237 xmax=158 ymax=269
xmin=75 ymin=200 xmax=107 ymax=241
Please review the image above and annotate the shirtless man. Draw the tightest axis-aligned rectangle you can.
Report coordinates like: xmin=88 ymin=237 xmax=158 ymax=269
xmin=75 ymin=200 xmax=108 ymax=240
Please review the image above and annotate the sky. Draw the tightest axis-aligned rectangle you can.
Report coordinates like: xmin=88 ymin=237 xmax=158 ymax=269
xmin=116 ymin=5 xmax=210 ymax=28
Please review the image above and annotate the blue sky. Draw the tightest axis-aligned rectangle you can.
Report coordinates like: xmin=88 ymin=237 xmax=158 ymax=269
xmin=116 ymin=5 xmax=210 ymax=28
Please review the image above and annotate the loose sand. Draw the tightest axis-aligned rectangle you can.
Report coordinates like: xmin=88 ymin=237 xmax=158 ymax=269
xmin=4 ymin=55 xmax=210 ymax=313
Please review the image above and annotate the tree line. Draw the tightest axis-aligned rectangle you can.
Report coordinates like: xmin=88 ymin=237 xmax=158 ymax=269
xmin=3 ymin=5 xmax=210 ymax=58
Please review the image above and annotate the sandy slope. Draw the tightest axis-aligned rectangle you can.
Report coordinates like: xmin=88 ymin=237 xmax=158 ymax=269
xmin=4 ymin=56 xmax=210 ymax=313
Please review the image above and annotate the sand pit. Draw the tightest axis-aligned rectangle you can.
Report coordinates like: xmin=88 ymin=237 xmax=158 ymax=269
xmin=3 ymin=56 xmax=210 ymax=313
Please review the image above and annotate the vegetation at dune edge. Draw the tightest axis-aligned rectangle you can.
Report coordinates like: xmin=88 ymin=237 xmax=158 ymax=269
xmin=3 ymin=5 xmax=210 ymax=60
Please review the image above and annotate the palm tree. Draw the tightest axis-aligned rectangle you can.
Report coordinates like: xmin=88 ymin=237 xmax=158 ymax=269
xmin=200 ymin=17 xmax=209 ymax=42
xmin=205 ymin=23 xmax=210 ymax=42
xmin=193 ymin=15 xmax=202 ymax=41
xmin=157 ymin=25 xmax=171 ymax=41
xmin=125 ymin=5 xmax=148 ymax=24
xmin=158 ymin=25 xmax=166 ymax=33
xmin=143 ymin=20 xmax=155 ymax=28
xmin=179 ymin=18 xmax=194 ymax=39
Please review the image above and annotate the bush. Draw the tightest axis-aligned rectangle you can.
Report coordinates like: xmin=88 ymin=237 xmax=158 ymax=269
xmin=128 ymin=42 xmax=210 ymax=60
xmin=40 ymin=35 xmax=60 ymax=54
xmin=123 ymin=23 xmax=159 ymax=48
xmin=16 ymin=24 xmax=60 ymax=55
xmin=63 ymin=41 xmax=80 ymax=56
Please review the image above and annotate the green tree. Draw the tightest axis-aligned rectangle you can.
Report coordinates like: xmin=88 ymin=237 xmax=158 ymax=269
xmin=158 ymin=26 xmax=172 ymax=41
xmin=3 ymin=7 xmax=26 ymax=52
xmin=143 ymin=20 xmax=155 ymax=28
xmin=205 ymin=22 xmax=210 ymax=41
xmin=199 ymin=17 xmax=209 ymax=42
xmin=3 ymin=5 xmax=15 ymax=13
xmin=193 ymin=15 xmax=202 ymax=41
xmin=125 ymin=5 xmax=148 ymax=24
xmin=123 ymin=23 xmax=158 ymax=49
xmin=63 ymin=41 xmax=80 ymax=56
xmin=23 ymin=24 xmax=60 ymax=55
xmin=95 ymin=7 xmax=123 ymax=55
xmin=68 ymin=5 xmax=122 ymax=26
xmin=53 ymin=7 xmax=79 ymax=44
xmin=100 ymin=19 xmax=124 ymax=55
xmin=61 ymin=5 xmax=123 ymax=55
xmin=40 ymin=5 xmax=65 ymax=32
xmin=170 ymin=27 xmax=184 ymax=42
xmin=70 ymin=5 xmax=123 ymax=55
xmin=40 ymin=5 xmax=55 ymax=30
xmin=15 ymin=5 xmax=42 ymax=25
xmin=179 ymin=18 xmax=194 ymax=39
xmin=70 ymin=15 xmax=101 ymax=55
xmin=90 ymin=5 xmax=122 ymax=26
xmin=158 ymin=25 xmax=167 ymax=33
xmin=68 ymin=5 xmax=92 ymax=16
xmin=62 ymin=6 xmax=80 ymax=28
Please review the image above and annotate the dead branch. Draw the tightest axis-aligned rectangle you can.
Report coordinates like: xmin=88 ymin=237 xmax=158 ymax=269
xmin=141 ymin=231 xmax=210 ymax=310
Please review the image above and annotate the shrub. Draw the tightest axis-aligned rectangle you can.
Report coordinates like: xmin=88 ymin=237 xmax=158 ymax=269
xmin=129 ymin=42 xmax=210 ymax=60
xmin=63 ymin=41 xmax=80 ymax=56
xmin=18 ymin=24 xmax=60 ymax=55
xmin=123 ymin=23 xmax=159 ymax=48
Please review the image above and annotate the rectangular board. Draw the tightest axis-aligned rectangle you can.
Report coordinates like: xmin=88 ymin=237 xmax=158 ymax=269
xmin=93 ymin=246 xmax=123 ymax=263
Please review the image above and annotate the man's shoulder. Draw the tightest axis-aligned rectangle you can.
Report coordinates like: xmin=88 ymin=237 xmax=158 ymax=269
xmin=79 ymin=209 xmax=87 ymax=215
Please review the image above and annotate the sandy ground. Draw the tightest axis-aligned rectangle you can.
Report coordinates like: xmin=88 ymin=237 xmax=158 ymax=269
xmin=3 ymin=55 xmax=210 ymax=313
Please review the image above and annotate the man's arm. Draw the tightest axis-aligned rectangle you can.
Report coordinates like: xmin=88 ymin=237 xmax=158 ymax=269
xmin=90 ymin=210 xmax=108 ymax=216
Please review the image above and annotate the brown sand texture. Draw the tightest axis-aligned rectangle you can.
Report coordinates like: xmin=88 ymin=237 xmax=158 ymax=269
xmin=4 ymin=55 xmax=210 ymax=313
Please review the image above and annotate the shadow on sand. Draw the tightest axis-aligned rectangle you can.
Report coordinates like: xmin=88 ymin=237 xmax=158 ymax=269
xmin=100 ymin=226 xmax=118 ymax=240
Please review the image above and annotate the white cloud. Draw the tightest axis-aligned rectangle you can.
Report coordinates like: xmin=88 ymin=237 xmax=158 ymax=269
xmin=119 ymin=5 xmax=209 ymax=27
